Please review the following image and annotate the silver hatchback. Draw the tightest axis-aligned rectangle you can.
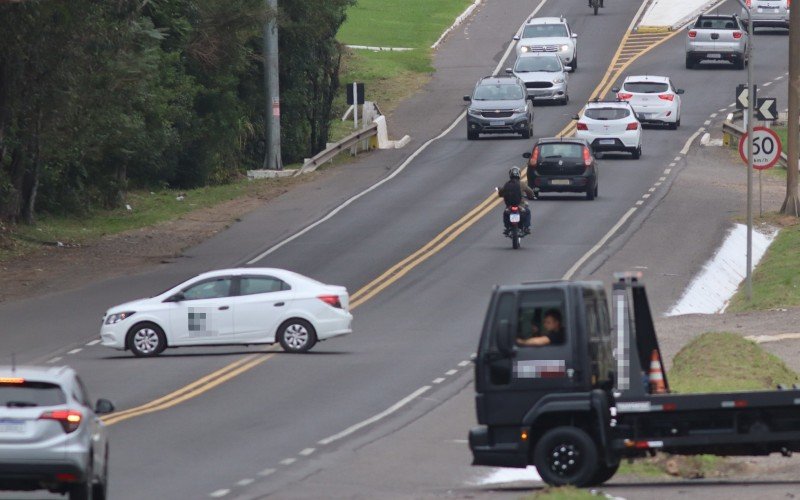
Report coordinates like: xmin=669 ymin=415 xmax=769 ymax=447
xmin=0 ymin=366 xmax=114 ymax=499
xmin=742 ymin=0 xmax=790 ymax=29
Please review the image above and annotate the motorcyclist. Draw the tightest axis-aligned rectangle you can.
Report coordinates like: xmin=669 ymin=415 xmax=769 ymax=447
xmin=497 ymin=167 xmax=533 ymax=235
xmin=589 ymin=0 xmax=605 ymax=7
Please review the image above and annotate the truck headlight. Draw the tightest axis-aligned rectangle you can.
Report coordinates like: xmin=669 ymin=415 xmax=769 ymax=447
xmin=560 ymin=44 xmax=570 ymax=52
xmin=468 ymin=108 xmax=482 ymax=117
xmin=513 ymin=106 xmax=527 ymax=114
xmin=520 ymin=46 xmax=530 ymax=53
xmin=105 ymin=312 xmax=135 ymax=325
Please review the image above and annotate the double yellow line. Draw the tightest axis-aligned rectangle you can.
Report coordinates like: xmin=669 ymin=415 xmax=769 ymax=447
xmin=102 ymin=26 xmax=683 ymax=428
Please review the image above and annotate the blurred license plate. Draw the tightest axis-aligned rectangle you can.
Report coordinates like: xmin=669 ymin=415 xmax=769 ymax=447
xmin=599 ymin=139 xmax=615 ymax=145
xmin=509 ymin=213 xmax=521 ymax=223
xmin=490 ymin=120 xmax=505 ymax=126
xmin=551 ymin=179 xmax=570 ymax=186
xmin=707 ymin=53 xmax=721 ymax=59
xmin=0 ymin=421 xmax=25 ymax=434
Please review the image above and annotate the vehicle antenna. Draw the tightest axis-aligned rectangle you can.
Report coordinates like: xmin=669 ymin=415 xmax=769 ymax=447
xmin=11 ymin=353 xmax=16 ymax=372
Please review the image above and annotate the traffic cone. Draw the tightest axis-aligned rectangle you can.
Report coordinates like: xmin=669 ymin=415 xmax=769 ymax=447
xmin=649 ymin=349 xmax=667 ymax=394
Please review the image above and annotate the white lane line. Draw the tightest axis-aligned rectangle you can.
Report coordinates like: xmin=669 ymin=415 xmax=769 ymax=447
xmin=86 ymin=339 xmax=101 ymax=346
xmin=704 ymin=120 xmax=711 ymax=126
xmin=458 ymin=360 xmax=470 ymax=367
xmin=445 ymin=369 xmax=458 ymax=376
xmin=562 ymin=207 xmax=637 ymax=280
xmin=247 ymin=0 xmax=550 ymax=265
xmin=280 ymin=458 xmax=296 ymax=466
xmin=654 ymin=182 xmax=662 ymax=187
xmin=433 ymin=377 xmax=446 ymax=384
xmin=642 ymin=193 xmax=651 ymax=199
xmin=776 ymin=75 xmax=785 ymax=80
xmin=718 ymin=108 xmax=727 ymax=113
xmin=669 ymin=162 xmax=676 ymax=167
xmin=236 ymin=479 xmax=254 ymax=487
xmin=659 ymin=177 xmax=667 ymax=181
xmin=47 ymin=357 xmax=62 ymax=364
xmin=635 ymin=200 xmax=644 ymax=206
xmin=664 ymin=168 xmax=671 ymax=174
xmin=68 ymin=348 xmax=82 ymax=355
xmin=680 ymin=128 xmax=705 ymax=155
xmin=763 ymin=81 xmax=772 ymax=86
xmin=710 ymin=113 xmax=718 ymax=118
xmin=318 ymin=386 xmax=431 ymax=446
xmin=728 ymin=103 xmax=736 ymax=108
xmin=209 ymin=490 xmax=230 ymax=498
xmin=649 ymin=187 xmax=656 ymax=192
xmin=674 ymin=156 xmax=681 ymax=162
xmin=258 ymin=468 xmax=276 ymax=477
xmin=299 ymin=448 xmax=316 ymax=456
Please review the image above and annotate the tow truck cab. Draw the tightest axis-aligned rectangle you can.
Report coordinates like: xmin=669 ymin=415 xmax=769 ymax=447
xmin=470 ymin=274 xmax=800 ymax=487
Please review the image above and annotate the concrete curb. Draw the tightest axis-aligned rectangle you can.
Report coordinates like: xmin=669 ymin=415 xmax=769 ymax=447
xmin=636 ymin=25 xmax=673 ymax=33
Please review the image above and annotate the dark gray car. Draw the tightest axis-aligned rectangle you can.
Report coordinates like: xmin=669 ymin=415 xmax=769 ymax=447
xmin=464 ymin=76 xmax=533 ymax=140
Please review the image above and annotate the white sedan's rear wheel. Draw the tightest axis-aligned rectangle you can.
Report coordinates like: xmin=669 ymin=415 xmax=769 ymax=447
xmin=278 ymin=319 xmax=318 ymax=353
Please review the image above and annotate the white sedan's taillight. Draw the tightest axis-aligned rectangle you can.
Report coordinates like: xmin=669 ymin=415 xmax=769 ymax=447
xmin=318 ymin=295 xmax=342 ymax=309
xmin=39 ymin=410 xmax=82 ymax=433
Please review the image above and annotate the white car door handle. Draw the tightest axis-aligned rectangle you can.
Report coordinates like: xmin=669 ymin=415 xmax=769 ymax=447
xmin=218 ymin=306 xmax=229 ymax=311
xmin=274 ymin=302 xmax=285 ymax=307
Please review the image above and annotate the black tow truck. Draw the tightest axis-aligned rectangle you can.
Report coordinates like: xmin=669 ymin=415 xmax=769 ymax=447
xmin=469 ymin=273 xmax=800 ymax=486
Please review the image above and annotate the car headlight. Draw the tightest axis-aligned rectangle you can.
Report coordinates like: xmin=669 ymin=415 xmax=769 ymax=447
xmin=560 ymin=44 xmax=570 ymax=52
xmin=520 ymin=46 xmax=530 ymax=53
xmin=468 ymin=107 xmax=482 ymax=116
xmin=553 ymin=77 xmax=565 ymax=84
xmin=513 ymin=106 xmax=527 ymax=114
xmin=105 ymin=312 xmax=135 ymax=325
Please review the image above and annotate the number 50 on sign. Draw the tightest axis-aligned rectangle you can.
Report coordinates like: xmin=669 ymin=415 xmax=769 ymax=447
xmin=739 ymin=126 xmax=783 ymax=170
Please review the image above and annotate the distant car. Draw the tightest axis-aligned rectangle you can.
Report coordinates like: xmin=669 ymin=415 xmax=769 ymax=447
xmin=100 ymin=268 xmax=353 ymax=356
xmin=523 ymin=137 xmax=598 ymax=200
xmin=0 ymin=366 xmax=114 ymax=500
xmin=575 ymin=100 xmax=643 ymax=159
xmin=685 ymin=14 xmax=749 ymax=69
xmin=463 ymin=75 xmax=533 ymax=140
xmin=614 ymin=75 xmax=684 ymax=129
xmin=514 ymin=16 xmax=578 ymax=71
xmin=507 ymin=53 xmax=569 ymax=105
xmin=742 ymin=0 xmax=790 ymax=29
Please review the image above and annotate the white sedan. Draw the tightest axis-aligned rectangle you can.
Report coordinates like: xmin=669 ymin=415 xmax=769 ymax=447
xmin=100 ymin=268 xmax=352 ymax=356
xmin=575 ymin=100 xmax=643 ymax=159
xmin=614 ymin=75 xmax=683 ymax=129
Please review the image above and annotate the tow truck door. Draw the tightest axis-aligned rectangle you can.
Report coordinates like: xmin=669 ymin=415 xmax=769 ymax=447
xmin=476 ymin=286 xmax=582 ymax=426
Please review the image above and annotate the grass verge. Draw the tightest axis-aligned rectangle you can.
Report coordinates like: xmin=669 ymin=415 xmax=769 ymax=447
xmin=522 ymin=486 xmax=599 ymax=500
xmin=727 ymin=217 xmax=800 ymax=312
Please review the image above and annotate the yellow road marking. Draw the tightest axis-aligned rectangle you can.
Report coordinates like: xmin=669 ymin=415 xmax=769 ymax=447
xmin=102 ymin=25 xmax=680 ymax=428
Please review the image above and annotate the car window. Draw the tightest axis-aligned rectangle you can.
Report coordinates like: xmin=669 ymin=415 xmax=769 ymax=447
xmin=539 ymin=143 xmax=584 ymax=159
xmin=0 ymin=381 xmax=66 ymax=407
xmin=584 ymin=107 xmax=630 ymax=120
xmin=695 ymin=17 xmax=738 ymax=29
xmin=522 ymin=24 xmax=568 ymax=38
xmin=183 ymin=278 xmax=233 ymax=300
xmin=515 ymin=56 xmax=562 ymax=73
xmin=517 ymin=289 xmax=566 ymax=347
xmin=240 ymin=277 xmax=289 ymax=295
xmin=623 ymin=82 xmax=669 ymax=94
xmin=474 ymin=84 xmax=525 ymax=101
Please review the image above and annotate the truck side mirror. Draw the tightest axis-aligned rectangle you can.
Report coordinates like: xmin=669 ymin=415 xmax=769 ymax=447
xmin=496 ymin=320 xmax=514 ymax=356
xmin=463 ymin=95 xmax=472 ymax=102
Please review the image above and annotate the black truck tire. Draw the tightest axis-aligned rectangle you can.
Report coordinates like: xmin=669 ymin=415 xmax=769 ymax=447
xmin=533 ymin=427 xmax=599 ymax=487
xmin=587 ymin=460 xmax=620 ymax=486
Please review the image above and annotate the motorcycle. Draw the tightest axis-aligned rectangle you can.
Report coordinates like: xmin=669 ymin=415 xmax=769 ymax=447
xmin=504 ymin=205 xmax=528 ymax=250
xmin=589 ymin=0 xmax=604 ymax=15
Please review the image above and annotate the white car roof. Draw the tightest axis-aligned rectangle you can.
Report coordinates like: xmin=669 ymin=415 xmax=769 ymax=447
xmin=585 ymin=100 xmax=633 ymax=109
xmin=0 ymin=365 xmax=75 ymax=384
xmin=525 ymin=17 xmax=566 ymax=25
xmin=191 ymin=268 xmax=323 ymax=285
xmin=623 ymin=75 xmax=670 ymax=83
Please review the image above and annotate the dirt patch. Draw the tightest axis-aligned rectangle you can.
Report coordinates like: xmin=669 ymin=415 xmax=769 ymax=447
xmin=0 ymin=173 xmax=319 ymax=304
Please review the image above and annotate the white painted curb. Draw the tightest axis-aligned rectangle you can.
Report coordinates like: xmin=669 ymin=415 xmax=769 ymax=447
xmin=432 ymin=0 xmax=483 ymax=50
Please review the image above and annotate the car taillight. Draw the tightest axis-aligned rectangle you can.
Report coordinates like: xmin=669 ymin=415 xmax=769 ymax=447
xmin=0 ymin=378 xmax=24 ymax=384
xmin=732 ymin=31 xmax=743 ymax=39
xmin=510 ymin=206 xmax=519 ymax=212
xmin=787 ymin=0 xmax=791 ymax=8
xmin=576 ymin=122 xmax=588 ymax=131
xmin=583 ymin=147 xmax=592 ymax=168
xmin=626 ymin=122 xmax=638 ymax=130
xmin=746 ymin=0 xmax=752 ymax=6
xmin=318 ymin=295 xmax=342 ymax=309
xmin=39 ymin=410 xmax=82 ymax=433
xmin=530 ymin=146 xmax=540 ymax=165
xmin=688 ymin=30 xmax=697 ymax=38
xmin=658 ymin=93 xmax=675 ymax=101
xmin=617 ymin=92 xmax=633 ymax=100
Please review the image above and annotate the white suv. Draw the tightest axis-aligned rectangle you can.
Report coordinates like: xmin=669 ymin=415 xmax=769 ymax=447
xmin=575 ymin=100 xmax=643 ymax=159
xmin=0 ymin=366 xmax=114 ymax=499
xmin=514 ymin=17 xmax=578 ymax=71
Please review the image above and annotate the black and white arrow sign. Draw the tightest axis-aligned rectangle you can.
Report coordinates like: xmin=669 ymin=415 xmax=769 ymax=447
xmin=756 ymin=97 xmax=778 ymax=121
xmin=736 ymin=84 xmax=757 ymax=110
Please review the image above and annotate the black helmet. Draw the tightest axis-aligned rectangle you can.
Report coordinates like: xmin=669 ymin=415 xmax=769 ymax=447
xmin=509 ymin=167 xmax=521 ymax=180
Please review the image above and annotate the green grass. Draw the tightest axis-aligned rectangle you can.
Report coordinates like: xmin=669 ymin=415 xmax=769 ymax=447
xmin=522 ymin=486 xmax=599 ymax=500
xmin=669 ymin=332 xmax=799 ymax=393
xmin=727 ymin=220 xmax=800 ymax=311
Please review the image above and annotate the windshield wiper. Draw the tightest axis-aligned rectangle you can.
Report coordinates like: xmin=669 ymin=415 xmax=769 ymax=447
xmin=6 ymin=401 xmax=37 ymax=408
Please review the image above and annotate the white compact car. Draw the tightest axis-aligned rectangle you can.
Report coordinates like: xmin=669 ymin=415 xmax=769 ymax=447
xmin=575 ymin=100 xmax=643 ymax=159
xmin=615 ymin=75 xmax=684 ymax=129
xmin=100 ymin=268 xmax=353 ymax=356
xmin=514 ymin=16 xmax=578 ymax=71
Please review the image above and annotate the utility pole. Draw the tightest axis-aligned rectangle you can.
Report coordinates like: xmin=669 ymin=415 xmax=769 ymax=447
xmin=745 ymin=7 xmax=755 ymax=301
xmin=782 ymin=0 xmax=800 ymax=215
xmin=264 ymin=0 xmax=283 ymax=170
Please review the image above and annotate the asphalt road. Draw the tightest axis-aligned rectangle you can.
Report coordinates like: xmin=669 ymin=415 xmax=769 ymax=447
xmin=0 ymin=0 xmax=793 ymax=498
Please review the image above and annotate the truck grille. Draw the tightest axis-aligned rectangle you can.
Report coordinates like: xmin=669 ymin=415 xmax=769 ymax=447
xmin=481 ymin=111 xmax=514 ymax=118
xmin=528 ymin=44 xmax=559 ymax=52
xmin=526 ymin=82 xmax=553 ymax=89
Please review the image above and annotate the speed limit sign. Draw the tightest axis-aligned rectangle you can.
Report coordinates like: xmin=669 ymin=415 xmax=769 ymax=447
xmin=739 ymin=126 xmax=782 ymax=170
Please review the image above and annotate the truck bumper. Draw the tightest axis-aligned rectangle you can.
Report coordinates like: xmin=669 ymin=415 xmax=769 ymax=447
xmin=469 ymin=425 xmax=529 ymax=468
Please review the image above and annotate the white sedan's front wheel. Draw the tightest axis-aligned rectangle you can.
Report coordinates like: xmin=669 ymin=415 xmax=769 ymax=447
xmin=127 ymin=322 xmax=167 ymax=357
xmin=278 ymin=319 xmax=318 ymax=353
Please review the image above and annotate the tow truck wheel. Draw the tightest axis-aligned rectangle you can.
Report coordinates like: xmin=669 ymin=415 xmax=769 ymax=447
xmin=533 ymin=427 xmax=599 ymax=487
xmin=587 ymin=460 xmax=620 ymax=486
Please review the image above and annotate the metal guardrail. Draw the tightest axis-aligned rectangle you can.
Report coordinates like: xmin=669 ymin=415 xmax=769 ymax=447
xmin=722 ymin=118 xmax=789 ymax=169
xmin=294 ymin=122 xmax=379 ymax=177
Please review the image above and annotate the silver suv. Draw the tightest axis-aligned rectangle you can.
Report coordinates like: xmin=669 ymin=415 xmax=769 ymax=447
xmin=0 ymin=366 xmax=114 ymax=499
xmin=685 ymin=14 xmax=749 ymax=69
xmin=514 ymin=17 xmax=578 ymax=71
xmin=742 ymin=0 xmax=790 ymax=29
